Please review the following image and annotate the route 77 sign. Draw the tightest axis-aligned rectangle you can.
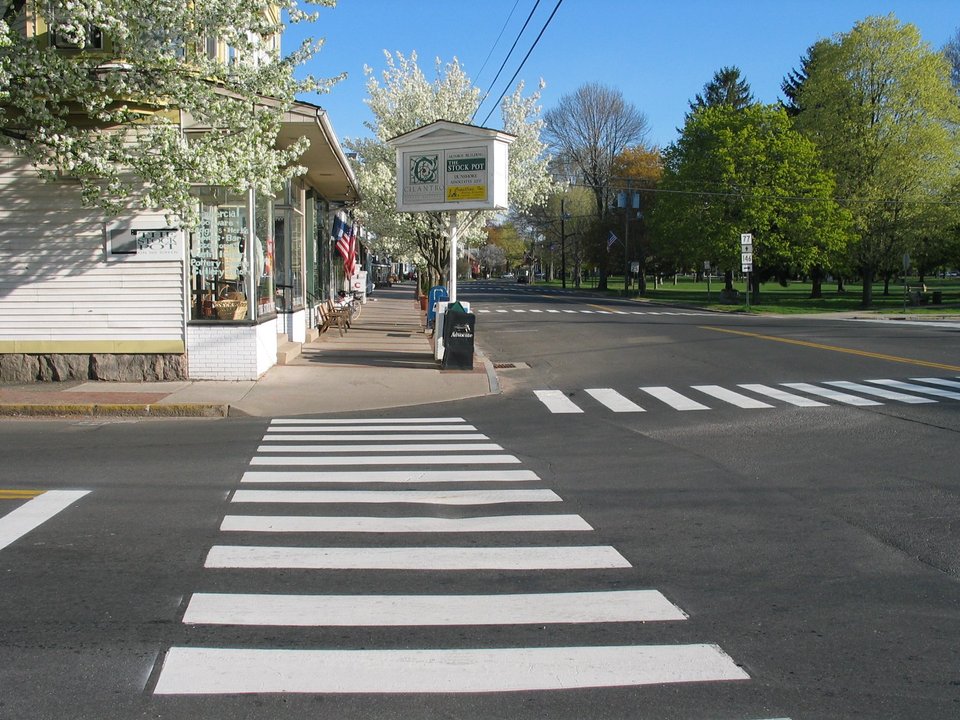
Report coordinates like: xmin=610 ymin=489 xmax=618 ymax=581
xmin=740 ymin=233 xmax=753 ymax=271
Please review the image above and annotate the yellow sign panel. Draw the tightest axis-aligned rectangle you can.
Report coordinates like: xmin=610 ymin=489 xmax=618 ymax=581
xmin=446 ymin=185 xmax=487 ymax=201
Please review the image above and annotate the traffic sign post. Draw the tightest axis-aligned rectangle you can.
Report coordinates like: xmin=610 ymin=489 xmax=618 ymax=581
xmin=740 ymin=233 xmax=753 ymax=311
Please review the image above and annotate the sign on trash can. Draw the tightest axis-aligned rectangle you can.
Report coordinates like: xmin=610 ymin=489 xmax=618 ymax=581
xmin=442 ymin=303 xmax=475 ymax=370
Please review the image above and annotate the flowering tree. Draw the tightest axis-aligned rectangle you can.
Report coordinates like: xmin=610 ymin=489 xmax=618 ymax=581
xmin=0 ymin=0 xmax=342 ymax=222
xmin=345 ymin=51 xmax=554 ymax=286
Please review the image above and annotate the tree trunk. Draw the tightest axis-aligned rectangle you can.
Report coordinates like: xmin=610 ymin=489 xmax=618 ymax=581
xmin=810 ymin=265 xmax=823 ymax=299
xmin=861 ymin=266 xmax=874 ymax=308
xmin=751 ymin=272 xmax=761 ymax=303
xmin=724 ymin=269 xmax=734 ymax=292
xmin=882 ymin=272 xmax=891 ymax=296
xmin=837 ymin=276 xmax=845 ymax=294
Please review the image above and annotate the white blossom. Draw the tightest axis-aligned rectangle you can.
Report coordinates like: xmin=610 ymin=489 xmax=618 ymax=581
xmin=0 ymin=0 xmax=340 ymax=223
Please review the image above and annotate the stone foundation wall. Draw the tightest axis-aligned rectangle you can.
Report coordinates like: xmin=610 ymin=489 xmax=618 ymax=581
xmin=0 ymin=354 xmax=188 ymax=383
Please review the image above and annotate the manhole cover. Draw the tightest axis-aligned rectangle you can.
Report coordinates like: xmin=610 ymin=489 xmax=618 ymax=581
xmin=493 ymin=362 xmax=529 ymax=369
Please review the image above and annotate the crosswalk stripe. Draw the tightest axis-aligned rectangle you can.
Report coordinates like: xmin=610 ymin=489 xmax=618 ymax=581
xmin=256 ymin=443 xmax=504 ymax=453
xmin=220 ymin=513 xmax=593 ymax=533
xmin=911 ymin=377 xmax=960 ymax=390
xmin=231 ymin=489 xmax=562 ymax=504
xmin=496 ymin=309 xmax=508 ymax=313
xmin=530 ymin=309 xmax=543 ymax=313
xmin=271 ymin=418 xmax=466 ymax=425
xmin=534 ymin=390 xmax=584 ymax=413
xmin=824 ymin=381 xmax=936 ymax=404
xmin=181 ymin=589 xmax=687 ymax=626
xmin=737 ymin=384 xmax=828 ymax=407
xmin=512 ymin=309 xmax=526 ymax=313
xmin=0 ymin=490 xmax=90 ymax=552
xmin=585 ymin=388 xmax=645 ymax=412
xmin=780 ymin=383 xmax=882 ymax=406
xmin=866 ymin=379 xmax=960 ymax=400
xmin=250 ymin=454 xmax=522 ymax=466
xmin=691 ymin=385 xmax=773 ymax=409
xmin=262 ymin=433 xmax=490 ymax=441
xmin=239 ymin=469 xmax=541 ymax=484
xmin=639 ymin=386 xmax=710 ymax=411
xmin=204 ymin=545 xmax=632 ymax=570
xmin=267 ymin=424 xmax=478 ymax=433
xmin=154 ymin=644 xmax=747 ymax=694
xmin=562 ymin=309 xmax=578 ymax=313
xmin=546 ymin=309 xmax=560 ymax=313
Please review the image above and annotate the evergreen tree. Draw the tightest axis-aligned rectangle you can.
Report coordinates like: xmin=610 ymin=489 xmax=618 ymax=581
xmin=690 ymin=66 xmax=754 ymax=111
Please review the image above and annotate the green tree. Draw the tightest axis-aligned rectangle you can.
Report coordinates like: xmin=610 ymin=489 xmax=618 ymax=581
xmin=0 ymin=0 xmax=337 ymax=222
xmin=793 ymin=15 xmax=960 ymax=307
xmin=690 ymin=66 xmax=754 ymax=111
xmin=345 ymin=51 xmax=553 ymax=287
xmin=650 ymin=104 xmax=850 ymax=300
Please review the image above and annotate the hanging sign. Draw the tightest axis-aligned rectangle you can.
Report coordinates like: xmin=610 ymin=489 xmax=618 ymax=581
xmin=388 ymin=120 xmax=515 ymax=212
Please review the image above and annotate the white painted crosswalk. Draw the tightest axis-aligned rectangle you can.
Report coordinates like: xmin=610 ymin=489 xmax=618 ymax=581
xmin=182 ymin=589 xmax=688 ymax=626
xmin=155 ymin=644 xmax=747 ymax=695
xmin=534 ymin=376 xmax=960 ymax=415
xmin=154 ymin=415 xmax=754 ymax=705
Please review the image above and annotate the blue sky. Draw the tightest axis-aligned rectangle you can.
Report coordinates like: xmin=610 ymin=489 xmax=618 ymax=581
xmin=287 ymin=0 xmax=959 ymax=149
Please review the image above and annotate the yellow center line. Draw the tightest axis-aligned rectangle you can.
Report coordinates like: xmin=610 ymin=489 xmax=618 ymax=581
xmin=586 ymin=303 xmax=621 ymax=313
xmin=0 ymin=490 xmax=44 ymax=500
xmin=700 ymin=325 xmax=960 ymax=372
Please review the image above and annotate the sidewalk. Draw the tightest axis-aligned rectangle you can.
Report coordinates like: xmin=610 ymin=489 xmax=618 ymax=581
xmin=0 ymin=285 xmax=496 ymax=418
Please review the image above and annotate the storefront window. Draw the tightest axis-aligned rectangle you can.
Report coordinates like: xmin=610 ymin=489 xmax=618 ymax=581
xmin=273 ymin=181 xmax=305 ymax=312
xmin=254 ymin=192 xmax=276 ymax=317
xmin=188 ymin=192 xmax=252 ymax=321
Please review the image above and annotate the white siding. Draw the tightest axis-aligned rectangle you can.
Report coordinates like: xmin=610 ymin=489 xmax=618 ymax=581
xmin=0 ymin=151 xmax=185 ymax=349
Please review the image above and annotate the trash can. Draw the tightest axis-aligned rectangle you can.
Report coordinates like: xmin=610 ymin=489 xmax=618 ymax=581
xmin=932 ymin=290 xmax=942 ymax=305
xmin=426 ymin=286 xmax=448 ymax=329
xmin=442 ymin=302 xmax=476 ymax=370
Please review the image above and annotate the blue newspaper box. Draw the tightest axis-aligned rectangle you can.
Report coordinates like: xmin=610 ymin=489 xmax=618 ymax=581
xmin=426 ymin=286 xmax=448 ymax=328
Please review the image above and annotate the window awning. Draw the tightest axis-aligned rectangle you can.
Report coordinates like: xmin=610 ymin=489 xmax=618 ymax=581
xmin=277 ymin=101 xmax=360 ymax=204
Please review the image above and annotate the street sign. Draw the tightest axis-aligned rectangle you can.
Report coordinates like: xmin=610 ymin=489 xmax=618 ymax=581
xmin=703 ymin=260 xmax=710 ymax=271
xmin=742 ymin=262 xmax=753 ymax=273
xmin=741 ymin=252 xmax=753 ymax=265
xmin=741 ymin=233 xmax=753 ymax=246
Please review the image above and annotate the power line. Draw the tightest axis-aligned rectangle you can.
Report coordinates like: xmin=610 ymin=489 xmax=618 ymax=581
xmin=563 ymin=180 xmax=960 ymax=207
xmin=473 ymin=0 xmax=521 ymax=87
xmin=480 ymin=0 xmax=564 ymax=127
xmin=471 ymin=0 xmax=541 ymax=124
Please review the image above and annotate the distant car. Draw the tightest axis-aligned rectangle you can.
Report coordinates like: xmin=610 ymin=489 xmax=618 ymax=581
xmin=501 ymin=272 xmax=515 ymax=279
xmin=517 ymin=274 xmax=529 ymax=284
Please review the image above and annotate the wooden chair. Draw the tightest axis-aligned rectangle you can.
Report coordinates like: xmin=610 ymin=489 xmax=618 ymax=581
xmin=317 ymin=301 xmax=346 ymax=336
xmin=324 ymin=299 xmax=351 ymax=334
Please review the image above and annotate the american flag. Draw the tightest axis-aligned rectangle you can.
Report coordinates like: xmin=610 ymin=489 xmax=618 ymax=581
xmin=333 ymin=212 xmax=356 ymax=276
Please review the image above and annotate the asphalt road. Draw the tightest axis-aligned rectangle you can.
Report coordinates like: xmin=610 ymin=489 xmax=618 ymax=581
xmin=1 ymin=279 xmax=959 ymax=719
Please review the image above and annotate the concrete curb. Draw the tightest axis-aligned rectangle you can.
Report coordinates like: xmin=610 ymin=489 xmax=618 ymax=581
xmin=0 ymin=403 xmax=229 ymax=418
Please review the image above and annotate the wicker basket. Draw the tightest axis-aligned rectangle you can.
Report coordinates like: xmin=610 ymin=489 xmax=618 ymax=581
xmin=214 ymin=299 xmax=248 ymax=320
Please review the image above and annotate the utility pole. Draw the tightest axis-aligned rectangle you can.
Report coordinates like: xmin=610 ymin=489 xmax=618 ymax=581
xmin=560 ymin=198 xmax=566 ymax=289
xmin=623 ymin=180 xmax=631 ymax=297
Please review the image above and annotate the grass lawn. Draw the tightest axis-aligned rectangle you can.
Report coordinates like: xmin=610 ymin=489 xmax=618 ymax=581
xmin=526 ymin=276 xmax=960 ymax=314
